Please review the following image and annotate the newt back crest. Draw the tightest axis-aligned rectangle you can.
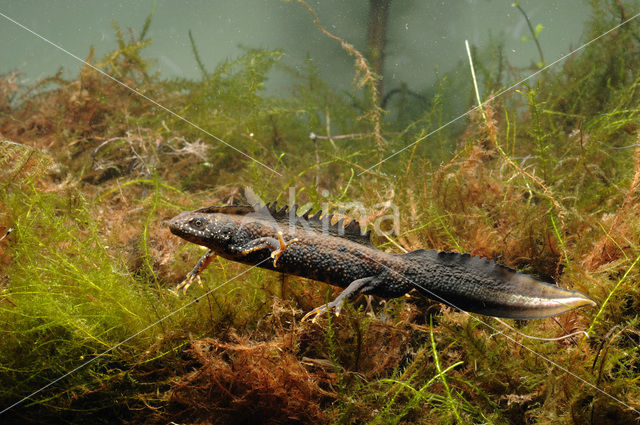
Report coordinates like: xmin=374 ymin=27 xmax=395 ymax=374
xmin=196 ymin=201 xmax=373 ymax=246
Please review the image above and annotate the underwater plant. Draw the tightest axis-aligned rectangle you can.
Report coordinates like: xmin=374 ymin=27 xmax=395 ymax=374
xmin=0 ymin=1 xmax=639 ymax=424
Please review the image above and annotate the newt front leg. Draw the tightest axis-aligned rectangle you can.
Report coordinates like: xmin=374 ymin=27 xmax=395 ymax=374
xmin=237 ymin=231 xmax=298 ymax=267
xmin=175 ymin=249 xmax=216 ymax=294
xmin=176 ymin=232 xmax=298 ymax=295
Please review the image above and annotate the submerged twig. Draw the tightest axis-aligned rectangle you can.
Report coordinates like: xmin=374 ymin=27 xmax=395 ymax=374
xmin=296 ymin=0 xmax=385 ymax=150
xmin=513 ymin=2 xmax=545 ymax=66
xmin=310 ymin=132 xmax=378 ymax=141
xmin=0 ymin=228 xmax=13 ymax=242
xmin=494 ymin=317 xmax=589 ymax=342
xmin=189 ymin=29 xmax=209 ymax=78
xmin=465 ymin=39 xmax=487 ymax=123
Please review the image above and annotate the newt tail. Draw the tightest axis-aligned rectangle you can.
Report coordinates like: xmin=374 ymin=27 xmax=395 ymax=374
xmin=168 ymin=202 xmax=596 ymax=321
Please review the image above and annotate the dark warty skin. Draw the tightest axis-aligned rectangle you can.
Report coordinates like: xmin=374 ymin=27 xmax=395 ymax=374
xmin=168 ymin=202 xmax=596 ymax=322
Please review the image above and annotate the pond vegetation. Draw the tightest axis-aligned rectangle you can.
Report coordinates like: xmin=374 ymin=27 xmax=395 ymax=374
xmin=1 ymin=1 xmax=639 ymax=423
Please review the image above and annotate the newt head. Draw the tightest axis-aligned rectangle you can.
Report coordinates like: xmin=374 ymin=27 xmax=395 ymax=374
xmin=169 ymin=211 xmax=241 ymax=250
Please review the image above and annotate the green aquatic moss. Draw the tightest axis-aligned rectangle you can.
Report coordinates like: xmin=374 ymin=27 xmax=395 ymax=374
xmin=1 ymin=185 xmax=153 ymax=408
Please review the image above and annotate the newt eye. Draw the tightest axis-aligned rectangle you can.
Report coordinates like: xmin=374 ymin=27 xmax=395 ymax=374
xmin=192 ymin=219 xmax=204 ymax=229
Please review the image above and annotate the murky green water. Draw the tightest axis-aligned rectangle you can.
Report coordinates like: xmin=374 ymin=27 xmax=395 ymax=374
xmin=0 ymin=1 xmax=588 ymax=93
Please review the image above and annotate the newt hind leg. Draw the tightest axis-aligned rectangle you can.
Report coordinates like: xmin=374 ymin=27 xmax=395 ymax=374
xmin=301 ymin=276 xmax=378 ymax=323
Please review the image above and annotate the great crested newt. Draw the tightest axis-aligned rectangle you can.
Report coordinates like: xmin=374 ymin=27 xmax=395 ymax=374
xmin=168 ymin=202 xmax=596 ymax=321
